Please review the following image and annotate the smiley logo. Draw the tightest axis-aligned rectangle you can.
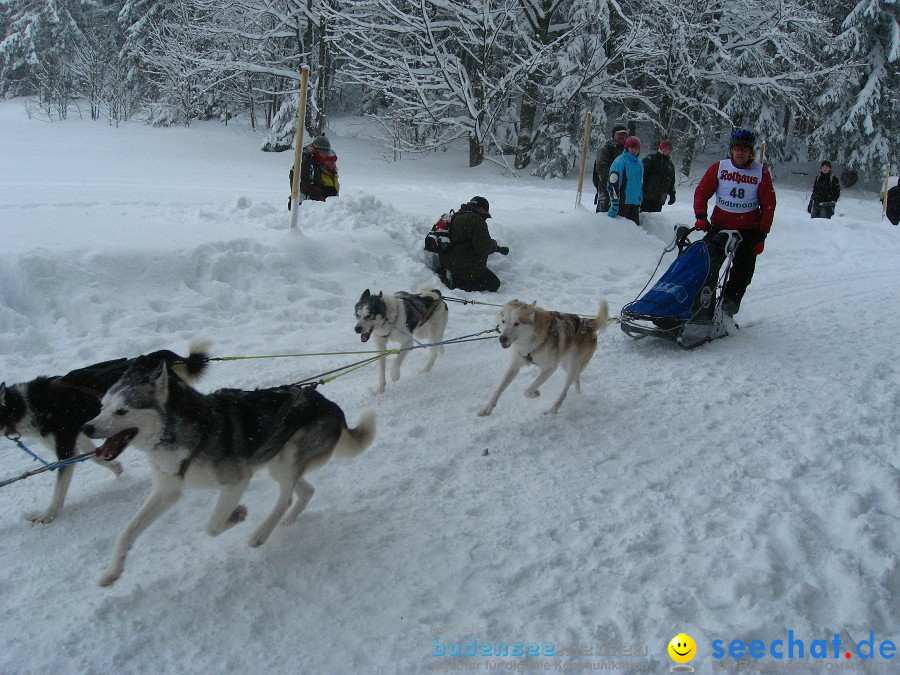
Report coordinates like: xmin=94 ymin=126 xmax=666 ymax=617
xmin=668 ymin=633 xmax=696 ymax=664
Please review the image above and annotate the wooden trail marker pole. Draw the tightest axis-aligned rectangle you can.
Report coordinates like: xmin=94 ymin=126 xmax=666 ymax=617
xmin=575 ymin=112 xmax=592 ymax=208
xmin=882 ymin=163 xmax=891 ymax=221
xmin=758 ymin=142 xmax=766 ymax=165
xmin=289 ymin=65 xmax=310 ymax=230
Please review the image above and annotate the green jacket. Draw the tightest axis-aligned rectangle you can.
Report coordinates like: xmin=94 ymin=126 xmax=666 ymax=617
xmin=438 ymin=205 xmax=498 ymax=281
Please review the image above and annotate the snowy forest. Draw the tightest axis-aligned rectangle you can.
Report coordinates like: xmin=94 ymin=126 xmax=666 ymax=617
xmin=1 ymin=0 xmax=896 ymax=180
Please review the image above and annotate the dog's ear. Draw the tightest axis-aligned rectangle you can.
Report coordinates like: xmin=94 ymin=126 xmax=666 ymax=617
xmin=377 ymin=291 xmax=383 ymax=299
xmin=152 ymin=362 xmax=170 ymax=403
xmin=361 ymin=289 xmax=370 ymax=301
xmin=0 ymin=382 xmax=6 ymax=403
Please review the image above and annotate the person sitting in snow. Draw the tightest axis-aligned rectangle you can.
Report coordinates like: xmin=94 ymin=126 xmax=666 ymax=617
xmin=808 ymin=160 xmax=840 ymax=219
xmin=607 ymin=136 xmax=644 ymax=226
xmin=288 ymin=134 xmax=339 ymax=209
xmin=436 ymin=196 xmax=509 ymax=293
xmin=693 ymin=129 xmax=776 ymax=318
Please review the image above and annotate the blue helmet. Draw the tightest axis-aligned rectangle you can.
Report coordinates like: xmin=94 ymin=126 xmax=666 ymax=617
xmin=730 ymin=129 xmax=756 ymax=148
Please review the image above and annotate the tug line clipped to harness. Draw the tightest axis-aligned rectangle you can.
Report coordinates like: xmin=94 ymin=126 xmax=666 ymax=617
xmin=0 ymin=329 xmax=501 ymax=488
xmin=441 ymin=295 xmax=620 ymax=324
xmin=1 ymin=295 xmax=612 ymax=487
xmin=0 ymin=433 xmax=96 ymax=489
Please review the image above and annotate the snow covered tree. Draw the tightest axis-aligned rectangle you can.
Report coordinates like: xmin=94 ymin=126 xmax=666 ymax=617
xmin=70 ymin=2 xmax=122 ymax=121
xmin=516 ymin=0 xmax=651 ymax=177
xmin=336 ymin=0 xmax=548 ymax=167
xmin=0 ymin=0 xmax=90 ymax=118
xmin=117 ymin=0 xmax=175 ymax=109
xmin=633 ymin=0 xmax=836 ymax=174
xmin=811 ymin=0 xmax=898 ymax=177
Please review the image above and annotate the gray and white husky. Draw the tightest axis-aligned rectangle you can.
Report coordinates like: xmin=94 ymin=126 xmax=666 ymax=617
xmin=0 ymin=345 xmax=208 ymax=524
xmin=82 ymin=357 xmax=375 ymax=587
xmin=354 ymin=286 xmax=449 ymax=394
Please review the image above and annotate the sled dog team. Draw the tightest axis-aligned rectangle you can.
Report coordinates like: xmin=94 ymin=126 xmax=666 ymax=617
xmin=1 ymin=286 xmax=608 ymax=586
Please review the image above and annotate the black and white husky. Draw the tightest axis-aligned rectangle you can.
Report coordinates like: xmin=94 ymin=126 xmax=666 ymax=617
xmin=0 ymin=345 xmax=208 ymax=524
xmin=82 ymin=356 xmax=376 ymax=587
xmin=354 ymin=286 xmax=449 ymax=394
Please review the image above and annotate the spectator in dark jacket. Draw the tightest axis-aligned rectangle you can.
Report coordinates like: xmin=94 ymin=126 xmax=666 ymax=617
xmin=288 ymin=135 xmax=339 ymax=209
xmin=437 ymin=196 xmax=509 ymax=293
xmin=592 ymin=123 xmax=628 ymax=213
xmin=641 ymin=141 xmax=677 ymax=212
xmin=809 ymin=160 xmax=840 ymax=219
xmin=887 ymin=178 xmax=900 ymax=226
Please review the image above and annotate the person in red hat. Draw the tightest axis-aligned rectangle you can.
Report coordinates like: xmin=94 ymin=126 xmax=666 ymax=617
xmin=288 ymin=134 xmax=340 ymax=208
xmin=641 ymin=141 xmax=677 ymax=212
xmin=606 ymin=136 xmax=644 ymax=225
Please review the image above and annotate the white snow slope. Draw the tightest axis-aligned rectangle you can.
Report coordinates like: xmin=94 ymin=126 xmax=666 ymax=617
xmin=0 ymin=101 xmax=897 ymax=674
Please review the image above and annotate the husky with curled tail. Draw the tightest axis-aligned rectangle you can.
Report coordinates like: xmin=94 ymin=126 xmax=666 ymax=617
xmin=82 ymin=357 xmax=375 ymax=587
xmin=479 ymin=298 xmax=609 ymax=416
xmin=354 ymin=286 xmax=449 ymax=394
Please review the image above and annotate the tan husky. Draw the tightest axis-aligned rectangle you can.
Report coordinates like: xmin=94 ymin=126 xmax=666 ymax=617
xmin=478 ymin=298 xmax=609 ymax=416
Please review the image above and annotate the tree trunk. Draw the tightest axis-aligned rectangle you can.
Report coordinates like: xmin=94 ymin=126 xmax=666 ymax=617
xmin=469 ymin=135 xmax=484 ymax=167
xmin=681 ymin=136 xmax=696 ymax=177
xmin=514 ymin=79 xmax=539 ymax=170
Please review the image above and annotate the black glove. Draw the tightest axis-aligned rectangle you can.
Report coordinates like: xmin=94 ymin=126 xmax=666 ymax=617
xmin=497 ymin=246 xmax=509 ymax=255
xmin=668 ymin=194 xmax=676 ymax=205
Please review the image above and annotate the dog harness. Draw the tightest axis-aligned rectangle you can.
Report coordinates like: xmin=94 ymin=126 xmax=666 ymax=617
xmin=394 ymin=292 xmax=444 ymax=333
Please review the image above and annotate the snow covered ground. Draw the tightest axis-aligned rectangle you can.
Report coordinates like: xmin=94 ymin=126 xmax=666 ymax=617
xmin=0 ymin=100 xmax=897 ymax=674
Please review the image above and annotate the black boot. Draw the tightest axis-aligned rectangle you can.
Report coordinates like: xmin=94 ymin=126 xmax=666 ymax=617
xmin=722 ymin=297 xmax=740 ymax=317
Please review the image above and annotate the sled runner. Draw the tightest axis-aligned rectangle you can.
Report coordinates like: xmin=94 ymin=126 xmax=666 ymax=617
xmin=620 ymin=226 xmax=742 ymax=349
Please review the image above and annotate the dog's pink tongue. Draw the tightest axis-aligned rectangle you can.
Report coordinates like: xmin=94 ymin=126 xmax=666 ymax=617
xmin=96 ymin=430 xmax=133 ymax=461
xmin=360 ymin=330 xmax=371 ymax=343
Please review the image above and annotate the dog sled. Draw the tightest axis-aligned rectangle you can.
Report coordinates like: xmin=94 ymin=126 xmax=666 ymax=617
xmin=620 ymin=226 xmax=742 ymax=349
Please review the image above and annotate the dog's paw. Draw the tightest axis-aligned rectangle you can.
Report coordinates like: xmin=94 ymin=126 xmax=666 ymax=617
xmin=109 ymin=461 xmax=124 ymax=477
xmin=27 ymin=511 xmax=55 ymax=525
xmin=391 ymin=371 xmax=401 ymax=382
xmin=98 ymin=569 xmax=121 ymax=587
xmin=525 ymin=389 xmax=541 ymax=399
xmin=543 ymin=406 xmax=560 ymax=415
xmin=248 ymin=530 xmax=270 ymax=548
xmin=228 ymin=505 xmax=248 ymax=525
xmin=477 ymin=407 xmax=493 ymax=417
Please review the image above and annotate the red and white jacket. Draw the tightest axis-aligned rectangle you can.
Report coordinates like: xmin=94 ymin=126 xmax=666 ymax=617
xmin=694 ymin=159 xmax=776 ymax=233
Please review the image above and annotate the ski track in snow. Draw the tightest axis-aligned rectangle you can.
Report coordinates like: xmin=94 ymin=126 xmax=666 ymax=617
xmin=0 ymin=101 xmax=898 ymax=673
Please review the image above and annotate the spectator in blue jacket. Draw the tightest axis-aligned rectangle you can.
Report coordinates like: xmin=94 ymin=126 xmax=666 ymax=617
xmin=607 ymin=136 xmax=644 ymax=225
